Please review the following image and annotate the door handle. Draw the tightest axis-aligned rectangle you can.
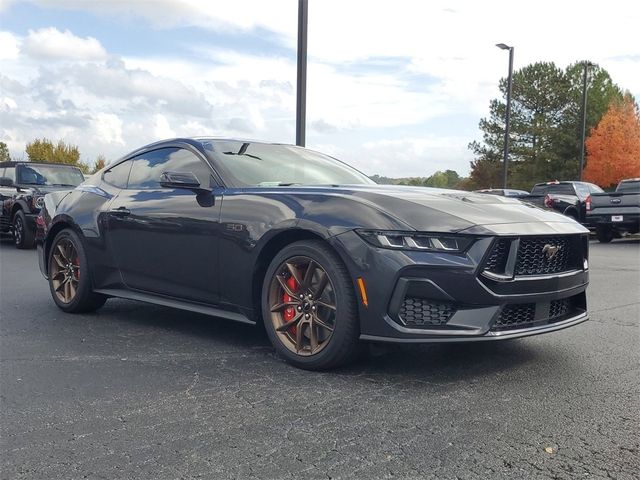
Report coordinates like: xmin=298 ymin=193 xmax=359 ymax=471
xmin=110 ymin=206 xmax=130 ymax=216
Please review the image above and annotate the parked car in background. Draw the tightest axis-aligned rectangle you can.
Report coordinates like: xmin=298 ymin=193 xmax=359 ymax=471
xmin=586 ymin=178 xmax=640 ymax=242
xmin=520 ymin=181 xmax=604 ymax=224
xmin=474 ymin=188 xmax=529 ymax=198
xmin=0 ymin=161 xmax=85 ymax=248
xmin=36 ymin=138 xmax=589 ymax=370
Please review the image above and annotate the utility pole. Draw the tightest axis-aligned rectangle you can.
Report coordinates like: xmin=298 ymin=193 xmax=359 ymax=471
xmin=496 ymin=43 xmax=514 ymax=189
xmin=296 ymin=0 xmax=308 ymax=147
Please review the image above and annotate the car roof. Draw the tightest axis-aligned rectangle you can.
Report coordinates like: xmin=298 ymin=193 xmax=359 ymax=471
xmin=0 ymin=161 xmax=81 ymax=168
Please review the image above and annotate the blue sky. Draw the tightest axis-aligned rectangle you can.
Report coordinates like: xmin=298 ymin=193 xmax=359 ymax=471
xmin=1 ymin=0 xmax=638 ymax=177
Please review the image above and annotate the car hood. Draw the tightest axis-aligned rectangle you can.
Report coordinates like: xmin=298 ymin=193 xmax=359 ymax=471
xmin=332 ymin=185 xmax=588 ymax=235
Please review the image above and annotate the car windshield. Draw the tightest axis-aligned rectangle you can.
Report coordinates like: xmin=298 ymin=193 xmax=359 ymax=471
xmin=203 ymin=141 xmax=374 ymax=187
xmin=17 ymin=164 xmax=85 ymax=186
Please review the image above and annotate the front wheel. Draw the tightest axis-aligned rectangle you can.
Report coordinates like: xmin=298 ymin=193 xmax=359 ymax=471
xmin=262 ymin=240 xmax=360 ymax=370
xmin=48 ymin=229 xmax=107 ymax=313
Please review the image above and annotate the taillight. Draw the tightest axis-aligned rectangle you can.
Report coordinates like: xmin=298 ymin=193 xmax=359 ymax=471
xmin=544 ymin=194 xmax=553 ymax=208
xmin=585 ymin=195 xmax=592 ymax=211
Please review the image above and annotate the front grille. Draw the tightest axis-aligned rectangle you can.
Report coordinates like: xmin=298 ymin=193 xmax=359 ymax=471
xmin=493 ymin=303 xmax=535 ymax=330
xmin=399 ymin=297 xmax=455 ymax=327
xmin=515 ymin=236 xmax=576 ymax=276
xmin=484 ymin=238 xmax=510 ymax=274
xmin=483 ymin=235 xmax=582 ymax=278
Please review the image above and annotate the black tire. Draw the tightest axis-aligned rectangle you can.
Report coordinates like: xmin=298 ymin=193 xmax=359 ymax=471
xmin=564 ymin=210 xmax=579 ymax=222
xmin=13 ymin=210 xmax=35 ymax=249
xmin=48 ymin=229 xmax=107 ymax=313
xmin=261 ymin=240 xmax=360 ymax=370
xmin=596 ymin=226 xmax=614 ymax=243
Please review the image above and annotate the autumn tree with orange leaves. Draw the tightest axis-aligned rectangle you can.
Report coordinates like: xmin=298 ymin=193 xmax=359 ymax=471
xmin=584 ymin=95 xmax=640 ymax=188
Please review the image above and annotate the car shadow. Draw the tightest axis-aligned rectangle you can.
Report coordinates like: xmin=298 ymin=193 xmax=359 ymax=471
xmin=90 ymin=297 xmax=556 ymax=383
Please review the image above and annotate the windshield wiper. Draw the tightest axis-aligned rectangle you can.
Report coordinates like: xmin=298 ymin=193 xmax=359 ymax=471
xmin=50 ymin=183 xmax=77 ymax=187
xmin=222 ymin=143 xmax=263 ymax=161
xmin=257 ymin=182 xmax=303 ymax=187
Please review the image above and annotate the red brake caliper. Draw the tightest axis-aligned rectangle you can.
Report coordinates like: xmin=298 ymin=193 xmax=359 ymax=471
xmin=283 ymin=275 xmax=298 ymax=334
xmin=74 ymin=256 xmax=80 ymax=279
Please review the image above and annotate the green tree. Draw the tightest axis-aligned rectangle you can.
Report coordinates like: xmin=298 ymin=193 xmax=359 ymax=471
xmin=468 ymin=61 xmax=625 ymax=190
xmin=92 ymin=155 xmax=106 ymax=174
xmin=25 ymin=138 xmax=89 ymax=173
xmin=0 ymin=141 xmax=10 ymax=162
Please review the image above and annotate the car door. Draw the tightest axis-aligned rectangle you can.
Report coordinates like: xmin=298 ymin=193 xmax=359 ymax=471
xmin=106 ymin=146 xmax=222 ymax=304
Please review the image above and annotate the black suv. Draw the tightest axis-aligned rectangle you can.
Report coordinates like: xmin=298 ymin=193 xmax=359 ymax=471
xmin=0 ymin=161 xmax=85 ymax=248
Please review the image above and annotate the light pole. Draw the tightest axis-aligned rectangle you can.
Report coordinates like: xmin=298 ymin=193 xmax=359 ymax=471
xmin=296 ymin=0 xmax=308 ymax=147
xmin=579 ymin=61 xmax=595 ymax=180
xmin=496 ymin=43 xmax=514 ymax=189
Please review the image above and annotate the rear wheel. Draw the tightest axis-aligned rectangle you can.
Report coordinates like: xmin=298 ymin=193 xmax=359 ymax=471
xmin=596 ymin=226 xmax=614 ymax=243
xmin=13 ymin=210 xmax=35 ymax=249
xmin=48 ymin=229 xmax=107 ymax=313
xmin=262 ymin=240 xmax=360 ymax=370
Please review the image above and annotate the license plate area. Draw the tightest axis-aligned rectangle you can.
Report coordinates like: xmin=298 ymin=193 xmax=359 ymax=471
xmin=611 ymin=215 xmax=623 ymax=222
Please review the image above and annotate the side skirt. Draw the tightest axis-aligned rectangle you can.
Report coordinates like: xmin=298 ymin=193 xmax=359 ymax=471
xmin=94 ymin=288 xmax=255 ymax=325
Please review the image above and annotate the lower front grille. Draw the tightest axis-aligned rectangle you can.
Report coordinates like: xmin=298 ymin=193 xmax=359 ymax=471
xmin=493 ymin=303 xmax=536 ymax=330
xmin=399 ymin=297 xmax=455 ymax=327
xmin=492 ymin=294 xmax=585 ymax=332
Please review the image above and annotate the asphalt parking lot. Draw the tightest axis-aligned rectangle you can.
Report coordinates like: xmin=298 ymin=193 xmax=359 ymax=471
xmin=1 ymin=236 xmax=638 ymax=480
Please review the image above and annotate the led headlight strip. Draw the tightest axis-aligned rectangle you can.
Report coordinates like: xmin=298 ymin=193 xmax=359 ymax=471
xmin=356 ymin=230 xmax=474 ymax=253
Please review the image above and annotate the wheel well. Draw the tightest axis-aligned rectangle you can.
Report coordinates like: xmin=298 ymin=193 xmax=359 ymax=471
xmin=251 ymin=229 xmax=326 ymax=320
xmin=563 ymin=207 xmax=578 ymax=219
xmin=10 ymin=203 xmax=22 ymax=220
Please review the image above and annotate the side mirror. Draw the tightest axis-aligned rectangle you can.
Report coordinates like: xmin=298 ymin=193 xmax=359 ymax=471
xmin=0 ymin=177 xmax=13 ymax=187
xmin=159 ymin=171 xmax=202 ymax=190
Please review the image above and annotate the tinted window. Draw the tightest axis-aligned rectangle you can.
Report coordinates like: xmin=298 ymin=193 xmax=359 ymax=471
xmin=103 ymin=160 xmax=132 ymax=188
xmin=3 ymin=167 xmax=15 ymax=183
xmin=17 ymin=164 xmax=84 ymax=186
xmin=531 ymin=185 xmax=547 ymax=195
xmin=546 ymin=184 xmax=575 ymax=195
xmin=127 ymin=148 xmax=213 ymax=190
xmin=616 ymin=181 xmax=639 ymax=193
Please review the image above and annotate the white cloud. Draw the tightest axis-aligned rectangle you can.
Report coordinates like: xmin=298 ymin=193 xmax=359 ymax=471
xmin=0 ymin=96 xmax=17 ymax=111
xmin=21 ymin=27 xmax=107 ymax=60
xmin=153 ymin=114 xmax=175 ymax=139
xmin=0 ymin=31 xmax=20 ymax=59
xmin=90 ymin=113 xmax=124 ymax=145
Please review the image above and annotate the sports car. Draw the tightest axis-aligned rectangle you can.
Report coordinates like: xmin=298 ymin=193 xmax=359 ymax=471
xmin=37 ymin=138 xmax=590 ymax=369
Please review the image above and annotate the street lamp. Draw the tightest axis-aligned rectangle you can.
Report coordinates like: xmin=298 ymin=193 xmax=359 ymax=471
xmin=296 ymin=0 xmax=308 ymax=147
xmin=579 ymin=61 xmax=595 ymax=180
xmin=496 ymin=43 xmax=514 ymax=189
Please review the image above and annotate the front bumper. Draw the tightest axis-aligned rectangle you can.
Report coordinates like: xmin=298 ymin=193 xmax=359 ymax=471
xmin=330 ymin=230 xmax=589 ymax=343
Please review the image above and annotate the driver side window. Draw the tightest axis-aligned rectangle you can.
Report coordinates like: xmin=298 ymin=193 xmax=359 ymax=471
xmin=127 ymin=148 xmax=214 ymax=190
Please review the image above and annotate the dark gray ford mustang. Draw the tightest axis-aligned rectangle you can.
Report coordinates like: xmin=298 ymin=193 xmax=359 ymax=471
xmin=37 ymin=138 xmax=589 ymax=369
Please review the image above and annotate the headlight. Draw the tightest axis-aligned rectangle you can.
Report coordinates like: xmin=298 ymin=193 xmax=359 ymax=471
xmin=356 ymin=230 xmax=474 ymax=253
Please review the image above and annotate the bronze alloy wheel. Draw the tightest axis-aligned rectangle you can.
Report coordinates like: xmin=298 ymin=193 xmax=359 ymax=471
xmin=50 ymin=237 xmax=81 ymax=304
xmin=268 ymin=256 xmax=337 ymax=356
